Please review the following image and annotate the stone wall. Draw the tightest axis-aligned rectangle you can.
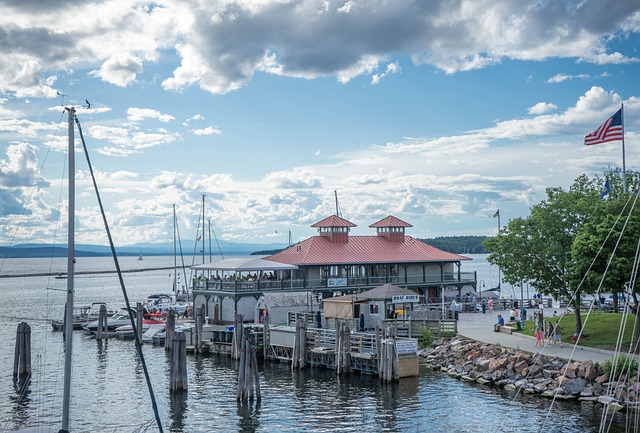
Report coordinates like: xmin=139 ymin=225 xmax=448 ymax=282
xmin=421 ymin=336 xmax=637 ymax=411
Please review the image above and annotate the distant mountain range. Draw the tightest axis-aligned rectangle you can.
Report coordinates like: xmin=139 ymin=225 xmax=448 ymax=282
xmin=0 ymin=235 xmax=489 ymax=258
xmin=0 ymin=240 xmax=289 ymax=258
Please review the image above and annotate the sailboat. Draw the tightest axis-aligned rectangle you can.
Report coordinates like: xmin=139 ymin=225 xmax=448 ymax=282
xmin=11 ymin=107 xmax=164 ymax=433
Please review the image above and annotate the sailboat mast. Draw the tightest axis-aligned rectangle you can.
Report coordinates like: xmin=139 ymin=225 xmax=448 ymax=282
xmin=61 ymin=107 xmax=75 ymax=433
xmin=173 ymin=203 xmax=177 ymax=298
xmin=201 ymin=195 xmax=205 ymax=265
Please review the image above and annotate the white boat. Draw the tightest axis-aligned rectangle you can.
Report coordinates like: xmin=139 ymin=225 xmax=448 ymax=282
xmin=144 ymin=293 xmax=189 ymax=315
xmin=50 ymin=302 xmax=114 ymax=331
xmin=82 ymin=307 xmax=158 ymax=334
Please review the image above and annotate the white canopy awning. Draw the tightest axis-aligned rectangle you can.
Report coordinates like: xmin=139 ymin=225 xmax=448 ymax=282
xmin=191 ymin=257 xmax=298 ymax=272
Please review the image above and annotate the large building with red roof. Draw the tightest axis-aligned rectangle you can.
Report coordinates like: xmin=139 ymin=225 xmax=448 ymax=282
xmin=266 ymin=214 xmax=475 ymax=302
xmin=190 ymin=214 xmax=476 ymax=323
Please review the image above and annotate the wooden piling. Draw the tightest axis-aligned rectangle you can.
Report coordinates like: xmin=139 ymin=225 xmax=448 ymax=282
xmin=13 ymin=322 xmax=31 ymax=377
xmin=292 ymin=318 xmax=307 ymax=370
xmin=194 ymin=307 xmax=204 ymax=353
xmin=97 ymin=304 xmax=108 ymax=340
xmin=232 ymin=314 xmax=244 ymax=360
xmin=262 ymin=313 xmax=269 ymax=360
xmin=170 ymin=331 xmax=188 ymax=392
xmin=335 ymin=321 xmax=350 ymax=376
xmin=165 ymin=311 xmax=176 ymax=351
xmin=136 ymin=302 xmax=143 ymax=342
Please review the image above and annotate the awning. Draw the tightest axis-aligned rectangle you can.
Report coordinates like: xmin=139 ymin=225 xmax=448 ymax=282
xmin=191 ymin=257 xmax=298 ymax=272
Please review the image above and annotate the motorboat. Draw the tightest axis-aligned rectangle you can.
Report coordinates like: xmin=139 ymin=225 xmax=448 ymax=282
xmin=82 ymin=307 xmax=137 ymax=334
xmin=51 ymin=302 xmax=114 ymax=331
xmin=144 ymin=293 xmax=189 ymax=315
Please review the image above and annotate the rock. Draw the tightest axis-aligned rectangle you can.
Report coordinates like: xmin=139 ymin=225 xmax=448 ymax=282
xmin=596 ymin=374 xmax=609 ymax=384
xmin=563 ymin=378 xmax=587 ymax=395
xmin=514 ymin=360 xmax=528 ymax=375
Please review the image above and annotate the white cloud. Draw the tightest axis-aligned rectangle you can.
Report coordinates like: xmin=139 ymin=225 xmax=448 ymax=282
xmin=193 ymin=126 xmax=222 ymax=136
xmin=528 ymin=102 xmax=558 ymax=115
xmin=371 ymin=62 xmax=401 ymax=85
xmin=547 ymin=73 xmax=590 ymax=83
xmin=127 ymin=107 xmax=175 ymax=123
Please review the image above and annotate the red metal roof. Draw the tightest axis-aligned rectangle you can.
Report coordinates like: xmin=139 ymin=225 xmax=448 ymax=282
xmin=311 ymin=215 xmax=357 ymax=228
xmin=266 ymin=235 xmax=469 ymax=265
xmin=369 ymin=215 xmax=413 ymax=228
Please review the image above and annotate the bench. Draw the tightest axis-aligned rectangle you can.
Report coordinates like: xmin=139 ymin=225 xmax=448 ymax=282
xmin=494 ymin=325 xmax=516 ymax=335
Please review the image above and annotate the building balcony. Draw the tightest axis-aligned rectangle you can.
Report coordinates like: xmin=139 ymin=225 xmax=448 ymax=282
xmin=192 ymin=271 xmax=477 ymax=295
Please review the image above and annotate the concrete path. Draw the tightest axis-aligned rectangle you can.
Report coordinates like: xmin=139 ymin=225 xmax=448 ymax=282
xmin=456 ymin=310 xmax=618 ymax=363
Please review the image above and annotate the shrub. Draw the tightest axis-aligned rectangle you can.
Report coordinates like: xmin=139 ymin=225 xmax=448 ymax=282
xmin=603 ymin=355 xmax=638 ymax=381
xmin=418 ymin=326 xmax=433 ymax=349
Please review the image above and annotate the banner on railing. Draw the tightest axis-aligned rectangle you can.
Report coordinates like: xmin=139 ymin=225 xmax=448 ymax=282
xmin=392 ymin=294 xmax=420 ymax=303
xmin=328 ymin=277 xmax=347 ymax=287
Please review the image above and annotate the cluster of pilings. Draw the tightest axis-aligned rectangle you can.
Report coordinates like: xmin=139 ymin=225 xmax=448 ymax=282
xmin=378 ymin=326 xmax=399 ymax=382
xmin=233 ymin=314 xmax=261 ymax=403
xmin=291 ymin=318 xmax=307 ymax=370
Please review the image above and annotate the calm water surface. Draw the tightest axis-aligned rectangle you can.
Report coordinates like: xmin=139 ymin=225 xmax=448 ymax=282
xmin=0 ymin=255 xmax=626 ymax=432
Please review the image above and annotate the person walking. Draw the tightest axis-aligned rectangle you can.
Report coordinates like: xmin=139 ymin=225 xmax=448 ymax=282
xmin=554 ymin=321 xmax=563 ymax=347
xmin=547 ymin=321 xmax=554 ymax=345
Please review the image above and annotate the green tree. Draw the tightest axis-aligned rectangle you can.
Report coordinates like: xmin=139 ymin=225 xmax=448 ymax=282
xmin=571 ymin=168 xmax=640 ymax=346
xmin=484 ymin=174 xmax=602 ymax=336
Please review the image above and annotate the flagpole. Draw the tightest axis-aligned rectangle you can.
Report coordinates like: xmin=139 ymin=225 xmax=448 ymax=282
xmin=622 ymin=103 xmax=626 ymax=192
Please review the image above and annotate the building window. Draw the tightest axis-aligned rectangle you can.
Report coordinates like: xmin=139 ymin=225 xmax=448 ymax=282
xmin=369 ymin=303 xmax=379 ymax=315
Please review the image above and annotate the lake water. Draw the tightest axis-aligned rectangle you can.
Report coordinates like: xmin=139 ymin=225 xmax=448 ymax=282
xmin=0 ymin=254 xmax=626 ymax=432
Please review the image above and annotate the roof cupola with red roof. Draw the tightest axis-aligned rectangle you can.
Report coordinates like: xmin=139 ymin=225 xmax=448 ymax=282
xmin=369 ymin=215 xmax=412 ymax=243
xmin=310 ymin=214 xmax=357 ymax=243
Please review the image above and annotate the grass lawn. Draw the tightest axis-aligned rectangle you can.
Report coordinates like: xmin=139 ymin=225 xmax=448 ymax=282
xmin=516 ymin=312 xmax=636 ymax=351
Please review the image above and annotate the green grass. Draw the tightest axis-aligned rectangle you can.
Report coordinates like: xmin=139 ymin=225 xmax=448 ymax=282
xmin=517 ymin=312 xmax=636 ymax=351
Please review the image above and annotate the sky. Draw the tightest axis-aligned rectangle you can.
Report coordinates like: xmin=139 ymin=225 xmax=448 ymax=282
xmin=0 ymin=0 xmax=639 ymax=248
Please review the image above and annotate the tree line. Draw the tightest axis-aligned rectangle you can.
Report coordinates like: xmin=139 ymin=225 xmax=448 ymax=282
xmin=420 ymin=236 xmax=489 ymax=254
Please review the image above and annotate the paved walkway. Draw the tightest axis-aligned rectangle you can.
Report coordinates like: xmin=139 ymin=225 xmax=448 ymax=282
xmin=455 ymin=310 xmax=618 ymax=363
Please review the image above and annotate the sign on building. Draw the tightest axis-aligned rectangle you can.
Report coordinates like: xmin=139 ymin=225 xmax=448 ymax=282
xmin=392 ymin=294 xmax=420 ymax=303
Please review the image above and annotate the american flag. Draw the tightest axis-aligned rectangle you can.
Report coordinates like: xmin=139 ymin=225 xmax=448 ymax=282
xmin=584 ymin=108 xmax=623 ymax=146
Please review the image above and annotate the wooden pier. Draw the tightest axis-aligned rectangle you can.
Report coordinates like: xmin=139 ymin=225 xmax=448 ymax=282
xmin=174 ymin=316 xmax=449 ymax=379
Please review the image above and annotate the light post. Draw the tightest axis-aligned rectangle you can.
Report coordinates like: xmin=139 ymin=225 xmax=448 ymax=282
xmin=520 ymin=279 xmax=524 ymax=329
xmin=479 ymin=280 xmax=485 ymax=299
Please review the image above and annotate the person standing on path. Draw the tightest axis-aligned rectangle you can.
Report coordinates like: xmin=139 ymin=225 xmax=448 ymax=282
xmin=547 ymin=322 xmax=554 ymax=345
xmin=554 ymin=321 xmax=563 ymax=347
xmin=535 ymin=327 xmax=545 ymax=348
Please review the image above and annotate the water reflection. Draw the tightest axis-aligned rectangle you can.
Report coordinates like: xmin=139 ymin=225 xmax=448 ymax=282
xmin=169 ymin=391 xmax=188 ymax=432
xmin=237 ymin=401 xmax=261 ymax=433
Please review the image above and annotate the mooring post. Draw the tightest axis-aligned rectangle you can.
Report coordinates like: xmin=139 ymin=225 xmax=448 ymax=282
xmin=165 ymin=311 xmax=176 ymax=351
xmin=13 ymin=322 xmax=31 ymax=377
xmin=169 ymin=331 xmax=187 ymax=392
xmin=136 ymin=302 xmax=144 ymax=342
xmin=97 ymin=304 xmax=108 ymax=340
xmin=262 ymin=312 xmax=269 ymax=360
xmin=195 ymin=307 xmax=204 ymax=353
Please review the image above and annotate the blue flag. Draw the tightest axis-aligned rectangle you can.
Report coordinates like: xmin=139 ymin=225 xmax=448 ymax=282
xmin=600 ymin=179 xmax=610 ymax=198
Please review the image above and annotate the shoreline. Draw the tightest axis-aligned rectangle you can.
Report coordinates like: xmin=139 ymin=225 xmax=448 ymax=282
xmin=421 ymin=335 xmax=633 ymax=412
